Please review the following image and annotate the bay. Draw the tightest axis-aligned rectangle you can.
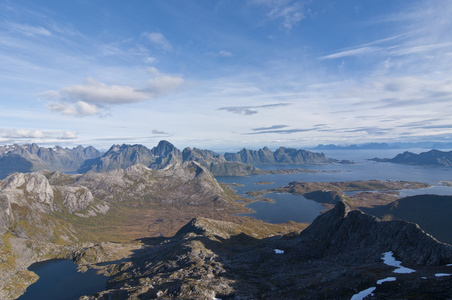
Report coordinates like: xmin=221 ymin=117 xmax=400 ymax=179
xmin=216 ymin=149 xmax=452 ymax=224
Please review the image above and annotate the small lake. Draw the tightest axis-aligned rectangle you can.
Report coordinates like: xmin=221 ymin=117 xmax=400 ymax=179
xmin=18 ymin=259 xmax=108 ymax=300
xmin=238 ymin=192 xmax=325 ymax=223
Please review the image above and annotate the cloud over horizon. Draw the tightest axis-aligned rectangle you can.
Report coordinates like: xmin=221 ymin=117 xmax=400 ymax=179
xmin=218 ymin=103 xmax=291 ymax=115
xmin=0 ymin=128 xmax=78 ymax=144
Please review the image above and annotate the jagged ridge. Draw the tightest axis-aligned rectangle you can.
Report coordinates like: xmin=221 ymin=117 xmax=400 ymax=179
xmin=81 ymin=201 xmax=452 ymax=299
xmin=0 ymin=144 xmax=101 ymax=180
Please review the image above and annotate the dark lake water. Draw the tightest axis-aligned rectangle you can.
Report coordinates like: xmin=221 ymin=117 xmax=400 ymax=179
xmin=18 ymin=259 xmax=107 ymax=300
xmin=217 ymin=149 xmax=452 ymax=224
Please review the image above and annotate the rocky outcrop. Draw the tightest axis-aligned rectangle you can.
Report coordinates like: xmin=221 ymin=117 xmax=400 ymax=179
xmin=297 ymin=201 xmax=452 ymax=265
xmin=78 ymin=144 xmax=155 ymax=173
xmin=372 ymin=149 xmax=452 ymax=167
xmin=224 ymin=146 xmax=336 ymax=165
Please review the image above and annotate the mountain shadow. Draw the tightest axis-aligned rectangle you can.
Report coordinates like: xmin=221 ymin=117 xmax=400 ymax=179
xmin=0 ymin=154 xmax=33 ymax=180
xmin=363 ymin=194 xmax=452 ymax=245
xmin=83 ymin=201 xmax=452 ymax=299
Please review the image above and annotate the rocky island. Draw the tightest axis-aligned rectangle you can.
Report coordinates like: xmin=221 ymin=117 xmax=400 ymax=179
xmin=371 ymin=149 xmax=452 ymax=167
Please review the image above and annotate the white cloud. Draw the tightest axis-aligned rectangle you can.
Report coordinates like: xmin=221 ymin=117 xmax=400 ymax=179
xmin=0 ymin=128 xmax=78 ymax=140
xmin=143 ymin=32 xmax=172 ymax=51
xmin=60 ymin=131 xmax=77 ymax=139
xmin=61 ymin=78 xmax=150 ymax=104
xmin=146 ymin=76 xmax=184 ymax=98
xmin=42 ymin=70 xmax=184 ymax=117
xmin=46 ymin=100 xmax=101 ymax=117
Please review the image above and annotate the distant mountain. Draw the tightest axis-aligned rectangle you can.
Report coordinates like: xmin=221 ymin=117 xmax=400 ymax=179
xmin=0 ymin=144 xmax=101 ymax=179
xmin=224 ymin=146 xmax=337 ymax=165
xmin=1 ymin=141 xmax=344 ymax=178
xmin=79 ymin=140 xmax=262 ymax=176
xmin=371 ymin=149 xmax=452 ymax=167
xmin=312 ymin=142 xmax=452 ymax=150
xmin=363 ymin=195 xmax=452 ymax=244
xmin=312 ymin=142 xmax=393 ymax=150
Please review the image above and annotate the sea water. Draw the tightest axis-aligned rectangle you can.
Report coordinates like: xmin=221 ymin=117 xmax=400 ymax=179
xmin=216 ymin=149 xmax=452 ymax=223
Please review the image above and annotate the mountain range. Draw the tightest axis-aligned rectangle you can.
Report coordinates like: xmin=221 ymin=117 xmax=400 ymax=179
xmin=372 ymin=149 xmax=452 ymax=167
xmin=0 ymin=141 xmax=341 ymax=180
xmin=223 ymin=146 xmax=340 ymax=164
xmin=0 ymin=144 xmax=101 ymax=180
xmin=311 ymin=142 xmax=452 ymax=150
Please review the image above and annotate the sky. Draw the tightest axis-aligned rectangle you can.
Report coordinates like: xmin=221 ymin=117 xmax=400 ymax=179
xmin=1 ymin=0 xmax=452 ymax=151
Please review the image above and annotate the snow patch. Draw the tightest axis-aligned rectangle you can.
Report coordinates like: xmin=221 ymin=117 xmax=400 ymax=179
xmin=447 ymin=264 xmax=452 ymax=267
xmin=382 ymin=251 xmax=415 ymax=274
xmin=274 ymin=249 xmax=284 ymax=254
xmin=350 ymin=287 xmax=376 ymax=300
xmin=376 ymin=277 xmax=396 ymax=285
xmin=435 ymin=273 xmax=452 ymax=277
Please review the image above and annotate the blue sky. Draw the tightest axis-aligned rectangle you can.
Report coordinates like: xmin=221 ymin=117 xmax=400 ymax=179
xmin=1 ymin=0 xmax=452 ymax=151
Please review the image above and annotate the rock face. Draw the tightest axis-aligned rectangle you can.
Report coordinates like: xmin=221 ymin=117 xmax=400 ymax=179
xmin=79 ymin=140 xmax=261 ymax=176
xmin=82 ymin=201 xmax=452 ymax=299
xmin=0 ymin=144 xmax=101 ymax=179
xmin=224 ymin=146 xmax=335 ymax=165
xmin=297 ymin=201 xmax=452 ymax=265
xmin=372 ymin=149 xmax=452 ymax=167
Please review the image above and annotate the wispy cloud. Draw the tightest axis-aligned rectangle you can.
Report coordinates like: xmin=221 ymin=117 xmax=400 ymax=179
xmin=207 ymin=50 xmax=233 ymax=57
xmin=252 ymin=125 xmax=288 ymax=131
xmin=320 ymin=46 xmax=380 ymax=60
xmin=152 ymin=129 xmax=169 ymax=135
xmin=245 ymin=127 xmax=314 ymax=135
xmin=142 ymin=32 xmax=172 ymax=51
xmin=218 ymin=103 xmax=291 ymax=115
xmin=4 ymin=21 xmax=52 ymax=37
xmin=250 ymin=0 xmax=306 ymax=29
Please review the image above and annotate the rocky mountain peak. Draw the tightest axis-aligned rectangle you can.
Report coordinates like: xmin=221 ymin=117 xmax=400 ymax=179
xmin=297 ymin=200 xmax=452 ymax=265
xmin=152 ymin=140 xmax=179 ymax=157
